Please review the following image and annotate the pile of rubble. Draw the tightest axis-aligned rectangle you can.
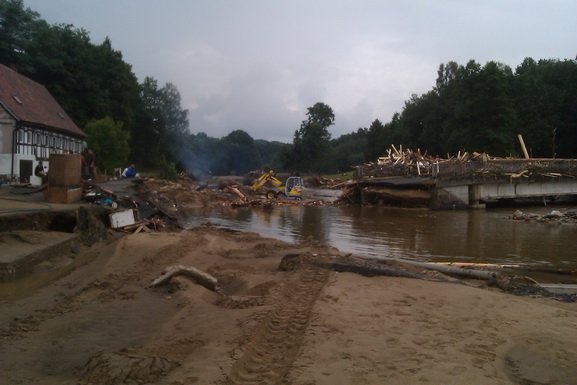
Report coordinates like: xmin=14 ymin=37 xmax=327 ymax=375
xmin=88 ymin=176 xmax=334 ymax=231
xmin=511 ymin=209 xmax=577 ymax=225
xmin=356 ymin=145 xmax=494 ymax=179
xmin=355 ymin=144 xmax=577 ymax=182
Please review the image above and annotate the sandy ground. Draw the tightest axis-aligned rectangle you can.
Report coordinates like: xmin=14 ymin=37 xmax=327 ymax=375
xmin=1 ymin=227 xmax=576 ymax=385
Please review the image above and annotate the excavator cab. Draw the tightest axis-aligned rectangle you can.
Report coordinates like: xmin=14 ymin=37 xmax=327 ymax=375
xmin=285 ymin=176 xmax=303 ymax=199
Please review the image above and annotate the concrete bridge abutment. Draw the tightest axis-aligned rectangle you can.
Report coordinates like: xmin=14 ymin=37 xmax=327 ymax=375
xmin=432 ymin=180 xmax=577 ymax=209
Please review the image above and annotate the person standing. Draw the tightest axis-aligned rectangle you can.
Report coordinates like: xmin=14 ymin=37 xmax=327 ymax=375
xmin=34 ymin=160 xmax=47 ymax=184
xmin=82 ymin=148 xmax=96 ymax=180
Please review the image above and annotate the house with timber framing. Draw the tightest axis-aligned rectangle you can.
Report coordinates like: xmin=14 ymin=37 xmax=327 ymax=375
xmin=0 ymin=64 xmax=85 ymax=184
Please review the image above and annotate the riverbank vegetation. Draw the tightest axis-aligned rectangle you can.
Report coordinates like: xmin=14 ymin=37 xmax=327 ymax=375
xmin=2 ymin=0 xmax=576 ymax=177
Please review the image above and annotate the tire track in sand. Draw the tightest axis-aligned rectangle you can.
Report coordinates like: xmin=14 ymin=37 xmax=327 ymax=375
xmin=223 ymin=264 xmax=330 ymax=385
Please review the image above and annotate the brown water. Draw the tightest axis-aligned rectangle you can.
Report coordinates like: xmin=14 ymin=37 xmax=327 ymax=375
xmin=186 ymin=204 xmax=577 ymax=277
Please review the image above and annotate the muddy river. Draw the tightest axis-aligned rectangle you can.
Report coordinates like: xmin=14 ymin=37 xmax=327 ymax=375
xmin=184 ymin=203 xmax=577 ymax=276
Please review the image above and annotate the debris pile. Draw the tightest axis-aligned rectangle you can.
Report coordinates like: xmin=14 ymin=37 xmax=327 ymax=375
xmin=89 ymin=176 xmax=334 ymax=231
xmin=356 ymin=145 xmax=494 ymax=179
xmin=354 ymin=144 xmax=577 ymax=182
xmin=511 ymin=209 xmax=577 ymax=225
xmin=81 ymin=179 xmax=177 ymax=234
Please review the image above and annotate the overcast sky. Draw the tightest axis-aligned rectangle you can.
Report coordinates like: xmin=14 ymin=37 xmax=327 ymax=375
xmin=24 ymin=0 xmax=577 ymax=143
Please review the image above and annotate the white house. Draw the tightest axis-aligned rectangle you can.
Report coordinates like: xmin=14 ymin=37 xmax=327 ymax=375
xmin=0 ymin=64 xmax=86 ymax=184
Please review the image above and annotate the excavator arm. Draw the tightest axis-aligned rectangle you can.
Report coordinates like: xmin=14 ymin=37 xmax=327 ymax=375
xmin=251 ymin=170 xmax=283 ymax=192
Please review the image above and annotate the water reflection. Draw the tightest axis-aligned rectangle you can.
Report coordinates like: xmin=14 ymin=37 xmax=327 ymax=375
xmin=184 ymin=205 xmax=577 ymax=270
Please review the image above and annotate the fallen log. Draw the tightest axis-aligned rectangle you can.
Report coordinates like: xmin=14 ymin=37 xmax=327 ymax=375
xmin=149 ymin=264 xmax=219 ymax=291
xmin=326 ymin=256 xmax=429 ymax=280
xmin=382 ymin=257 xmax=576 ymax=302
xmin=392 ymin=258 xmax=498 ymax=280
xmin=284 ymin=254 xmax=576 ymax=302
xmin=433 ymin=262 xmax=577 ymax=277
xmin=431 ymin=262 xmax=522 ymax=269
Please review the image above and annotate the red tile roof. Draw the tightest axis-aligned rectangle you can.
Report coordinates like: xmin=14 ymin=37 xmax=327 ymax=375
xmin=0 ymin=64 xmax=85 ymax=138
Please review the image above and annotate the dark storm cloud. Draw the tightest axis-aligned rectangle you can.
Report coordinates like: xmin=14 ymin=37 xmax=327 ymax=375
xmin=25 ymin=0 xmax=577 ymax=142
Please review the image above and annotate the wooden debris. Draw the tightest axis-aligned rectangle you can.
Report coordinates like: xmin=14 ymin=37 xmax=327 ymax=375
xmin=518 ymin=134 xmax=530 ymax=159
xmin=355 ymin=144 xmax=577 ymax=182
xmin=366 ymin=145 xmax=493 ymax=179
xmin=431 ymin=262 xmax=522 ymax=269
xmin=113 ymin=218 xmax=166 ymax=233
xmin=506 ymin=170 xmax=529 ymax=180
xmin=393 ymin=258 xmax=498 ymax=280
xmin=149 ymin=264 xmax=219 ymax=291
xmin=226 ymin=185 xmax=248 ymax=202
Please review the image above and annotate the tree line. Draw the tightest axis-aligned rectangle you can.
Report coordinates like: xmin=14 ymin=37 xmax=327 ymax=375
xmin=301 ymin=58 xmax=577 ymax=173
xmin=2 ymin=0 xmax=576 ymax=178
xmin=363 ymin=59 xmax=577 ymax=161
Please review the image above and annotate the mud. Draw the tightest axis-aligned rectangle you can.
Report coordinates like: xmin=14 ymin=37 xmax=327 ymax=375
xmin=1 ymin=178 xmax=577 ymax=384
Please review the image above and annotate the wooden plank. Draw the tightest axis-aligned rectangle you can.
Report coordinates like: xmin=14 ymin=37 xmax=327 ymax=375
xmin=518 ymin=134 xmax=530 ymax=159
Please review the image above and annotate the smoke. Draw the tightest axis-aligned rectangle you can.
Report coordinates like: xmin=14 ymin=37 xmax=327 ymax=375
xmin=178 ymin=147 xmax=214 ymax=181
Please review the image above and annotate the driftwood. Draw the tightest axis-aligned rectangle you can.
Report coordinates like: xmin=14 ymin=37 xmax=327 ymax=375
xmin=149 ymin=264 xmax=219 ymax=291
xmin=390 ymin=258 xmax=498 ymax=280
xmin=333 ymin=255 xmax=576 ymax=301
xmin=432 ymin=262 xmax=577 ymax=277
xmin=430 ymin=262 xmax=522 ymax=270
xmin=325 ymin=255 xmax=429 ymax=280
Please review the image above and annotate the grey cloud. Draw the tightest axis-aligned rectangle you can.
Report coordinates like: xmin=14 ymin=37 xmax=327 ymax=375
xmin=24 ymin=0 xmax=577 ymax=143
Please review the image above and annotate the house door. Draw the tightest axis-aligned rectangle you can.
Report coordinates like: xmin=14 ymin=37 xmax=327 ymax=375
xmin=19 ymin=159 xmax=33 ymax=183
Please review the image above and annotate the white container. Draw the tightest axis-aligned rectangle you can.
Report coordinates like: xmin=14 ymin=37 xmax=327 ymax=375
xmin=109 ymin=209 xmax=136 ymax=229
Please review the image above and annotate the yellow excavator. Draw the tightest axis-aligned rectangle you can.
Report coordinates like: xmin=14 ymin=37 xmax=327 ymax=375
xmin=251 ymin=170 xmax=303 ymax=200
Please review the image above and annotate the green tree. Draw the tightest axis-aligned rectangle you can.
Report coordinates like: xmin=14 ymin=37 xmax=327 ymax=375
xmin=514 ymin=58 xmax=577 ymax=157
xmin=84 ymin=117 xmax=130 ymax=173
xmin=434 ymin=60 xmax=516 ymax=155
xmin=255 ymin=140 xmax=290 ymax=171
xmin=365 ymin=119 xmax=387 ymax=161
xmin=135 ymin=77 xmax=189 ymax=167
xmin=215 ymin=130 xmax=260 ymax=175
xmin=292 ymin=102 xmax=335 ymax=173
xmin=159 ymin=82 xmax=189 ymax=158
xmin=0 ymin=0 xmax=40 ymax=71
xmin=330 ymin=128 xmax=367 ymax=172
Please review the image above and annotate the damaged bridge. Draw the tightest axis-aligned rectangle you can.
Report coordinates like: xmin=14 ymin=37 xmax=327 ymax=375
xmin=348 ymin=157 xmax=577 ymax=209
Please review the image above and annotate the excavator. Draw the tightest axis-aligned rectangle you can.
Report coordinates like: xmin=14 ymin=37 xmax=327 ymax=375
xmin=250 ymin=170 xmax=303 ymax=200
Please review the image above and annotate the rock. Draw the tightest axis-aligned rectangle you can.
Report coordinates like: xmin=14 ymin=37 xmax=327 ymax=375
xmin=512 ymin=210 xmax=525 ymax=220
xmin=544 ymin=210 xmax=564 ymax=219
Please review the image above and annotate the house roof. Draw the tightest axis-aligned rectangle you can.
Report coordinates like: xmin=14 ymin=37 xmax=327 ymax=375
xmin=0 ymin=64 xmax=85 ymax=138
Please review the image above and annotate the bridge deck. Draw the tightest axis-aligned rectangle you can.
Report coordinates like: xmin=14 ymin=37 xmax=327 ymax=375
xmin=352 ymin=159 xmax=577 ymax=209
